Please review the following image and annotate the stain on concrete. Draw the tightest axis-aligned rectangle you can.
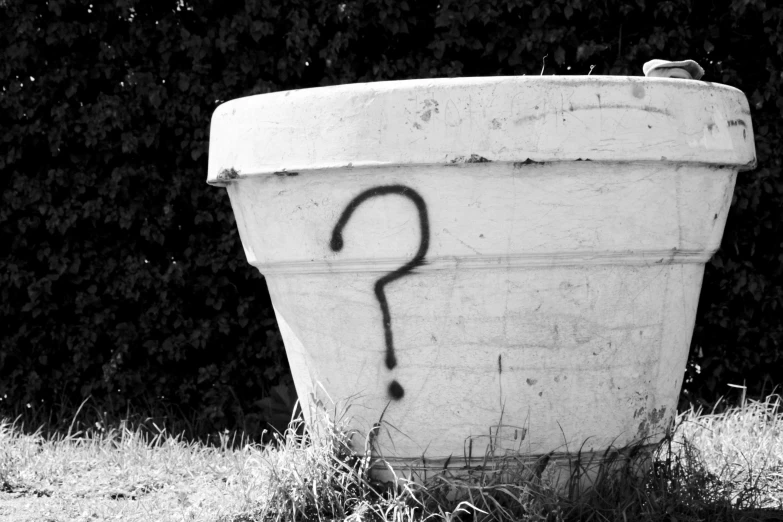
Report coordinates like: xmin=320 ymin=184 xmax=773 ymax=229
xmin=513 ymin=158 xmax=545 ymax=167
xmin=636 ymin=406 xmax=668 ymax=439
xmin=450 ymin=154 xmax=491 ymax=164
xmin=217 ymin=167 xmax=239 ymax=181
xmin=417 ymin=98 xmax=439 ymax=123
xmin=637 ymin=419 xmax=649 ymax=438
xmin=648 ymin=406 xmax=666 ymax=424
xmin=632 ymin=84 xmax=645 ymax=99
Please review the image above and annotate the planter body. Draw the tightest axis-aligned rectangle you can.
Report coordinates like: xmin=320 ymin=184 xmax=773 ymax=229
xmin=208 ymin=77 xmax=755 ymax=481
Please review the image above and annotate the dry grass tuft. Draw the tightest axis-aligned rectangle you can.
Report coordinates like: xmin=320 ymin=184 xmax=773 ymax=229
xmin=0 ymin=394 xmax=781 ymax=521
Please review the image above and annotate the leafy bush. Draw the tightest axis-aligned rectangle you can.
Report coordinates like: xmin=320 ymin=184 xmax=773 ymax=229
xmin=1 ymin=0 xmax=780 ymax=435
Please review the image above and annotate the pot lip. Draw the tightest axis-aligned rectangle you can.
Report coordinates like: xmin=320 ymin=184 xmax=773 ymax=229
xmin=219 ymin=74 xmax=745 ymax=107
xmin=208 ymin=75 xmax=756 ymax=186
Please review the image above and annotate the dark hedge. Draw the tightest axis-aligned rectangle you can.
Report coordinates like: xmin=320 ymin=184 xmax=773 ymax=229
xmin=1 ymin=0 xmax=781 ymax=437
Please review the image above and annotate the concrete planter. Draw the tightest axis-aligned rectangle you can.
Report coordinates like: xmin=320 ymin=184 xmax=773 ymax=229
xmin=207 ymin=76 xmax=755 ymax=486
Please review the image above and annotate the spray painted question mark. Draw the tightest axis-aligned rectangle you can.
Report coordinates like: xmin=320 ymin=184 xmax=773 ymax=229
xmin=330 ymin=185 xmax=430 ymax=401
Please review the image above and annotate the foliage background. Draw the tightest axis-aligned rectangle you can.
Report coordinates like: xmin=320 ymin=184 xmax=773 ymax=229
xmin=1 ymin=0 xmax=781 ymax=438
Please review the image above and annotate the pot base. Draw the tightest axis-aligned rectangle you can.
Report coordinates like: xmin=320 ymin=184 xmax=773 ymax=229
xmin=367 ymin=437 xmax=657 ymax=498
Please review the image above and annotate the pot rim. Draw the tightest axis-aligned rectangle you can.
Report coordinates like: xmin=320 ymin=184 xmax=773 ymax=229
xmin=208 ymin=75 xmax=756 ymax=186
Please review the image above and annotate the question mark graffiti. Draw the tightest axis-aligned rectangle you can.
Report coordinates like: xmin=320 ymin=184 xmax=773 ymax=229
xmin=330 ymin=185 xmax=430 ymax=401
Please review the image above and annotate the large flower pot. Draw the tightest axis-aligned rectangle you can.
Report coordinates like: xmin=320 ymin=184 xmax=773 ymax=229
xmin=207 ymin=76 xmax=755 ymax=487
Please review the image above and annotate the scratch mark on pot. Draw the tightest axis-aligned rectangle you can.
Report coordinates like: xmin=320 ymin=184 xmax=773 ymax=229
xmin=442 ymin=228 xmax=481 ymax=254
xmin=445 ymin=99 xmax=461 ymax=126
xmin=514 ymin=104 xmax=670 ymax=125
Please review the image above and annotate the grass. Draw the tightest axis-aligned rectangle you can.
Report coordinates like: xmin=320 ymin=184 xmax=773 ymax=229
xmin=0 ymin=395 xmax=781 ymax=522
